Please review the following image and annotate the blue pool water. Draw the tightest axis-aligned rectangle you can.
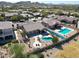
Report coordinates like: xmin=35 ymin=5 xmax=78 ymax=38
xmin=42 ymin=36 xmax=53 ymax=41
xmin=47 ymin=29 xmax=65 ymax=39
xmin=59 ymin=28 xmax=71 ymax=35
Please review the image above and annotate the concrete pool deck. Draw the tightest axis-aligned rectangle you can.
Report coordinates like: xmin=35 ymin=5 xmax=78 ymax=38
xmin=49 ymin=27 xmax=78 ymax=39
xmin=57 ymin=27 xmax=74 ymax=35
xmin=24 ymin=34 xmax=57 ymax=53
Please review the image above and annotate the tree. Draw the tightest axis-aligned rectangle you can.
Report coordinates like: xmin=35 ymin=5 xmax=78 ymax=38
xmin=52 ymin=37 xmax=59 ymax=44
xmin=9 ymin=44 xmax=27 ymax=58
xmin=41 ymin=10 xmax=49 ymax=18
xmin=18 ymin=15 xmax=24 ymax=20
xmin=56 ymin=10 xmax=64 ymax=15
xmin=31 ymin=7 xmax=38 ymax=13
xmin=0 ymin=16 xmax=4 ymax=21
xmin=1 ymin=14 xmax=5 ymax=17
xmin=11 ymin=15 xmax=19 ymax=21
xmin=11 ymin=15 xmax=25 ymax=22
xmin=67 ymin=12 xmax=71 ymax=17
xmin=25 ymin=15 xmax=29 ymax=21
xmin=71 ymin=12 xmax=79 ymax=17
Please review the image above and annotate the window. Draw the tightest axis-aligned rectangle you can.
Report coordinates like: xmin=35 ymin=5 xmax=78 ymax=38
xmin=0 ymin=37 xmax=4 ymax=41
xmin=5 ymin=35 xmax=13 ymax=40
xmin=0 ymin=29 xmax=3 ymax=34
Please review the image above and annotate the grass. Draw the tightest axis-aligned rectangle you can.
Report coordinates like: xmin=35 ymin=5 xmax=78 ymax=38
xmin=9 ymin=43 xmax=27 ymax=58
xmin=55 ymin=41 xmax=79 ymax=58
xmin=8 ymin=43 xmax=44 ymax=58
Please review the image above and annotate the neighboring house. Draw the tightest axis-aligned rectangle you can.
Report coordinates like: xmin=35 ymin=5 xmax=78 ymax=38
xmin=77 ymin=20 xmax=79 ymax=29
xmin=22 ymin=22 xmax=46 ymax=37
xmin=9 ymin=9 xmax=23 ymax=12
xmin=33 ymin=12 xmax=42 ymax=17
xmin=22 ymin=11 xmax=28 ymax=14
xmin=58 ymin=16 xmax=77 ymax=24
xmin=20 ymin=13 xmax=33 ymax=18
xmin=5 ymin=13 xmax=18 ymax=21
xmin=20 ymin=14 xmax=28 ymax=17
xmin=5 ymin=13 xmax=18 ymax=17
xmin=62 ymin=11 xmax=69 ymax=15
xmin=0 ymin=21 xmax=15 ymax=44
xmin=42 ymin=19 xmax=61 ymax=29
xmin=47 ymin=14 xmax=55 ymax=18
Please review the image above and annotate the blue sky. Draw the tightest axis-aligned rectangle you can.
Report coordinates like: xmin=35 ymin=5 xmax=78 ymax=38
xmin=0 ymin=0 xmax=79 ymax=4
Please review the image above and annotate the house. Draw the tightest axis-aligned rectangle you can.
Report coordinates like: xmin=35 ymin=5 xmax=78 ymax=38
xmin=47 ymin=14 xmax=55 ymax=18
xmin=22 ymin=22 xmax=46 ymax=37
xmin=22 ymin=11 xmax=28 ymax=14
xmin=5 ymin=13 xmax=18 ymax=17
xmin=33 ymin=12 xmax=42 ymax=17
xmin=77 ymin=20 xmax=79 ymax=29
xmin=42 ymin=19 xmax=61 ymax=29
xmin=0 ymin=21 xmax=15 ymax=44
xmin=20 ymin=13 xmax=33 ymax=18
xmin=9 ymin=9 xmax=23 ymax=12
xmin=29 ymin=17 xmax=42 ymax=22
xmin=5 ymin=13 xmax=18 ymax=21
xmin=58 ymin=16 xmax=77 ymax=24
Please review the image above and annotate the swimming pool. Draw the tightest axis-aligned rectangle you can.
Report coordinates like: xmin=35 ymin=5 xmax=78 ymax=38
xmin=47 ymin=29 xmax=65 ymax=39
xmin=58 ymin=28 xmax=73 ymax=35
xmin=59 ymin=28 xmax=71 ymax=35
xmin=42 ymin=36 xmax=53 ymax=41
xmin=46 ymin=27 xmax=74 ymax=39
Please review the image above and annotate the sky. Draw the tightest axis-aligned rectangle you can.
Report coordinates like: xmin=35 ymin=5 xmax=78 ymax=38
xmin=0 ymin=0 xmax=79 ymax=4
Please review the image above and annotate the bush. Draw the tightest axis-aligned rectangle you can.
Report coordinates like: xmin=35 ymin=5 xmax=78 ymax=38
xmin=27 ymin=53 xmax=44 ymax=58
xmin=0 ymin=16 xmax=4 ymax=21
xmin=9 ymin=44 xmax=28 ymax=58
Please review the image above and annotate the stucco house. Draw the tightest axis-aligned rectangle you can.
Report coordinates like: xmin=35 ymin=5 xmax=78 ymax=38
xmin=22 ymin=22 xmax=46 ymax=38
xmin=42 ymin=19 xmax=61 ymax=29
xmin=0 ymin=21 xmax=15 ymax=45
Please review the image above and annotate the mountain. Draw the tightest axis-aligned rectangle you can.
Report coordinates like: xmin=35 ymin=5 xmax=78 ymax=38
xmin=0 ymin=1 xmax=13 ymax=7
xmin=0 ymin=1 xmax=78 ymax=8
xmin=15 ymin=1 xmax=50 ymax=8
xmin=0 ymin=1 xmax=53 ymax=8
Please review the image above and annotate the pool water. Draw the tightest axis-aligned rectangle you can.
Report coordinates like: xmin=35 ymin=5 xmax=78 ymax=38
xmin=59 ymin=28 xmax=72 ymax=35
xmin=47 ymin=29 xmax=65 ymax=39
xmin=42 ymin=36 xmax=53 ymax=41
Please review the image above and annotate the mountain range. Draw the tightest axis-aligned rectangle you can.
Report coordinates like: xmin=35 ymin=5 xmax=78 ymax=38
xmin=0 ymin=1 xmax=54 ymax=8
xmin=0 ymin=1 xmax=78 ymax=8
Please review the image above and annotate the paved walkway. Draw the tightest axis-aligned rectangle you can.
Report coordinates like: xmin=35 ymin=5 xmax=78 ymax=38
xmin=14 ymin=30 xmax=24 ymax=43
